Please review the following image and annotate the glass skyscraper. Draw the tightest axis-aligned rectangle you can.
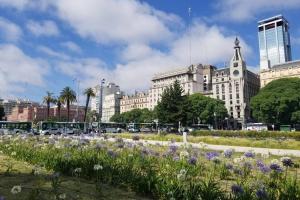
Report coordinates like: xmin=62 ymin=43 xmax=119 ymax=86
xmin=258 ymin=15 xmax=292 ymax=70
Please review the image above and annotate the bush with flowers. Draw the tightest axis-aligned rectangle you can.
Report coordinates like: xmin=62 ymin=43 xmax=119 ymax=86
xmin=0 ymin=134 xmax=299 ymax=199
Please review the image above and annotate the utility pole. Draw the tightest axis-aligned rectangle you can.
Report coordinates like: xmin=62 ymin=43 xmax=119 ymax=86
xmin=98 ymin=78 xmax=105 ymax=132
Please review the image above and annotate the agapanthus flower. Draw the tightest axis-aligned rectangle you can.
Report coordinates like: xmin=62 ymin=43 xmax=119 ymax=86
xmin=231 ymin=184 xmax=244 ymax=195
xmin=244 ymin=151 xmax=255 ymax=158
xmin=212 ymin=156 xmax=221 ymax=164
xmin=205 ymin=152 xmax=219 ymax=160
xmin=280 ymin=157 xmax=293 ymax=167
xmin=11 ymin=185 xmax=22 ymax=194
xmin=74 ymin=168 xmax=82 ymax=173
xmin=58 ymin=193 xmax=66 ymax=199
xmin=225 ymin=163 xmax=234 ymax=170
xmin=0 ymin=196 xmax=5 ymax=200
xmin=173 ymin=156 xmax=180 ymax=161
xmin=256 ymin=187 xmax=268 ymax=199
xmin=169 ymin=145 xmax=178 ymax=153
xmin=242 ymin=161 xmax=253 ymax=170
xmin=269 ymin=163 xmax=283 ymax=173
xmin=223 ymin=149 xmax=234 ymax=158
xmin=94 ymin=164 xmax=103 ymax=171
xmin=188 ymin=156 xmax=197 ymax=165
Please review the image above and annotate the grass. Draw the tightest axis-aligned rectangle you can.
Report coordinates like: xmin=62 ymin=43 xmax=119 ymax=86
xmin=113 ymin=133 xmax=300 ymax=150
xmin=0 ymin=155 xmax=150 ymax=200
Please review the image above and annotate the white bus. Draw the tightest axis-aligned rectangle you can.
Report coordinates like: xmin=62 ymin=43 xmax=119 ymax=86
xmin=37 ymin=121 xmax=86 ymax=135
xmin=0 ymin=121 xmax=32 ymax=134
xmin=246 ymin=123 xmax=268 ymax=131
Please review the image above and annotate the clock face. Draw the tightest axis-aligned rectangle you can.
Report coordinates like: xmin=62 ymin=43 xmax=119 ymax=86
xmin=233 ymin=70 xmax=239 ymax=76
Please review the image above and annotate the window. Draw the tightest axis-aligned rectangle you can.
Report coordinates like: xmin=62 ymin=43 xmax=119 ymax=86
xmin=236 ymin=93 xmax=239 ymax=99
xmin=237 ymin=112 xmax=241 ymax=118
xmin=222 ymin=95 xmax=225 ymax=100
xmin=230 ymin=94 xmax=232 ymax=99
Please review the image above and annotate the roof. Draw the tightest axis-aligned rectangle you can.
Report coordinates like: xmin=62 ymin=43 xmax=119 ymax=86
xmin=152 ymin=65 xmax=198 ymax=81
xmin=213 ymin=68 xmax=230 ymax=76
xmin=258 ymin=14 xmax=288 ymax=25
xmin=272 ymin=60 xmax=300 ymax=69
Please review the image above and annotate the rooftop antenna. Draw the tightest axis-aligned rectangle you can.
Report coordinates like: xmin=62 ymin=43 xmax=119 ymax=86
xmin=188 ymin=7 xmax=192 ymax=66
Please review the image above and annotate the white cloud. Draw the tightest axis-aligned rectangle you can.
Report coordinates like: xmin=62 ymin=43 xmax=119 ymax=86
xmin=215 ymin=0 xmax=300 ymax=22
xmin=61 ymin=41 xmax=82 ymax=53
xmin=51 ymin=0 xmax=181 ymax=45
xmin=37 ymin=45 xmax=70 ymax=60
xmin=0 ymin=0 xmax=30 ymax=9
xmin=0 ymin=17 xmax=22 ymax=42
xmin=0 ymin=44 xmax=48 ymax=97
xmin=56 ymin=20 xmax=252 ymax=93
xmin=26 ymin=20 xmax=60 ymax=37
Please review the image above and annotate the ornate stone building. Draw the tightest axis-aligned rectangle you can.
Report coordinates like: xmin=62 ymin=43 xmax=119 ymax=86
xmin=212 ymin=38 xmax=260 ymax=129
xmin=120 ymin=92 xmax=149 ymax=113
xmin=260 ymin=60 xmax=300 ymax=87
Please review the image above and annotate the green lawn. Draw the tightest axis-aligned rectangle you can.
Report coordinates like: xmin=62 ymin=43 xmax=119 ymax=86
xmin=0 ymin=155 xmax=150 ymax=200
xmin=114 ymin=133 xmax=300 ymax=150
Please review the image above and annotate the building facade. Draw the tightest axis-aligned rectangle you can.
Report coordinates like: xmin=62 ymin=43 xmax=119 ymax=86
xmin=120 ymin=92 xmax=149 ymax=113
xmin=102 ymin=93 xmax=123 ymax=122
xmin=258 ymin=15 xmax=292 ymax=70
xmin=260 ymin=60 xmax=300 ymax=87
xmin=90 ymin=82 xmax=121 ymax=114
xmin=212 ymin=38 xmax=260 ymax=129
xmin=148 ymin=64 xmax=204 ymax=110
xmin=1 ymin=99 xmax=39 ymax=120
xmin=7 ymin=105 xmax=85 ymax=122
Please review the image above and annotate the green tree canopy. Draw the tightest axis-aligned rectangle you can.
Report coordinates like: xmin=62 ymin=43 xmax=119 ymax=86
xmin=188 ymin=93 xmax=228 ymax=125
xmin=110 ymin=108 xmax=154 ymax=123
xmin=155 ymin=80 xmax=190 ymax=127
xmin=250 ymin=78 xmax=300 ymax=124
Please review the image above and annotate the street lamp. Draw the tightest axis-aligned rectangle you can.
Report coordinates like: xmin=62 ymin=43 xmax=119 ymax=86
xmin=98 ymin=78 xmax=105 ymax=132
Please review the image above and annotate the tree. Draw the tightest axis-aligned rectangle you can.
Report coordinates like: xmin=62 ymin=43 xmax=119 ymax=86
xmin=155 ymin=80 xmax=190 ymax=127
xmin=83 ymin=88 xmax=96 ymax=122
xmin=60 ymin=87 xmax=77 ymax=122
xmin=43 ymin=91 xmax=55 ymax=120
xmin=53 ymin=97 xmax=63 ymax=121
xmin=292 ymin=111 xmax=300 ymax=124
xmin=251 ymin=78 xmax=300 ymax=124
xmin=0 ymin=105 xmax=5 ymax=120
xmin=110 ymin=108 xmax=154 ymax=123
xmin=188 ymin=93 xmax=228 ymax=126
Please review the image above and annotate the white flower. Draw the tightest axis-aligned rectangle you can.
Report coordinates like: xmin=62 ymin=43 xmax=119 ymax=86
xmin=270 ymin=159 xmax=280 ymax=165
xmin=261 ymin=153 xmax=270 ymax=159
xmin=11 ymin=185 xmax=22 ymax=194
xmin=233 ymin=158 xmax=241 ymax=163
xmin=179 ymin=151 xmax=189 ymax=160
xmin=93 ymin=164 xmax=103 ymax=171
xmin=74 ymin=168 xmax=82 ymax=173
xmin=11 ymin=151 xmax=16 ymax=156
xmin=59 ymin=193 xmax=66 ymax=199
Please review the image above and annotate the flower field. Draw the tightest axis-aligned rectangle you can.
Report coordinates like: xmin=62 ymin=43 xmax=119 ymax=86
xmin=0 ymin=134 xmax=299 ymax=200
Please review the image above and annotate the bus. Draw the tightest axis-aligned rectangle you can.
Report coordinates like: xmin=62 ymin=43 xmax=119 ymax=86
xmin=0 ymin=121 xmax=32 ymax=134
xmin=246 ymin=123 xmax=268 ymax=131
xmin=91 ymin=122 xmax=126 ymax=133
xmin=37 ymin=121 xmax=87 ymax=135
xmin=189 ymin=124 xmax=212 ymax=131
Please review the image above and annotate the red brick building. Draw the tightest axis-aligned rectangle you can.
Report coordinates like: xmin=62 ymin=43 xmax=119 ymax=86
xmin=7 ymin=105 xmax=85 ymax=122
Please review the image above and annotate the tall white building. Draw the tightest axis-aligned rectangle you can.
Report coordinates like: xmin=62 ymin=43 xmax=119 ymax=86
xmin=102 ymin=92 xmax=123 ymax=122
xmin=148 ymin=64 xmax=204 ymax=110
xmin=90 ymin=82 xmax=120 ymax=114
xmin=212 ymin=38 xmax=260 ymax=129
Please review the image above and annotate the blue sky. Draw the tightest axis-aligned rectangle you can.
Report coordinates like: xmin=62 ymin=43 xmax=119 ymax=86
xmin=1 ymin=0 xmax=300 ymax=104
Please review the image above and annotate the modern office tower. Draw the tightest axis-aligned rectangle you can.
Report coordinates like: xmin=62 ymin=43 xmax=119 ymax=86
xmin=258 ymin=15 xmax=292 ymax=70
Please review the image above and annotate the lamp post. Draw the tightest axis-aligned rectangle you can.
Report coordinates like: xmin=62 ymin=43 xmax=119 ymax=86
xmin=214 ymin=112 xmax=217 ymax=130
xmin=98 ymin=78 xmax=105 ymax=132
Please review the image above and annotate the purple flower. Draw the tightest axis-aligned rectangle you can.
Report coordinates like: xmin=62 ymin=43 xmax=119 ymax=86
xmin=256 ymin=160 xmax=270 ymax=174
xmin=169 ymin=145 xmax=178 ymax=153
xmin=231 ymin=184 xmax=244 ymax=195
xmin=206 ymin=152 xmax=219 ymax=160
xmin=224 ymin=149 xmax=234 ymax=158
xmin=242 ymin=161 xmax=253 ymax=170
xmin=0 ymin=196 xmax=5 ymax=200
xmin=280 ymin=157 xmax=293 ymax=167
xmin=269 ymin=163 xmax=283 ymax=173
xmin=225 ymin=163 xmax=234 ymax=170
xmin=107 ymin=149 xmax=117 ymax=158
xmin=173 ymin=156 xmax=180 ymax=161
xmin=188 ymin=156 xmax=197 ymax=165
xmin=141 ymin=148 xmax=149 ymax=155
xmin=244 ymin=151 xmax=255 ymax=158
xmin=256 ymin=187 xmax=268 ymax=199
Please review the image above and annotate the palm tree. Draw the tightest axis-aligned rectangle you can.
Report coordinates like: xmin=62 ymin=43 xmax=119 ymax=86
xmin=53 ymin=97 xmax=63 ymax=121
xmin=83 ymin=88 xmax=96 ymax=122
xmin=60 ymin=87 xmax=77 ymax=122
xmin=43 ymin=91 xmax=55 ymax=120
